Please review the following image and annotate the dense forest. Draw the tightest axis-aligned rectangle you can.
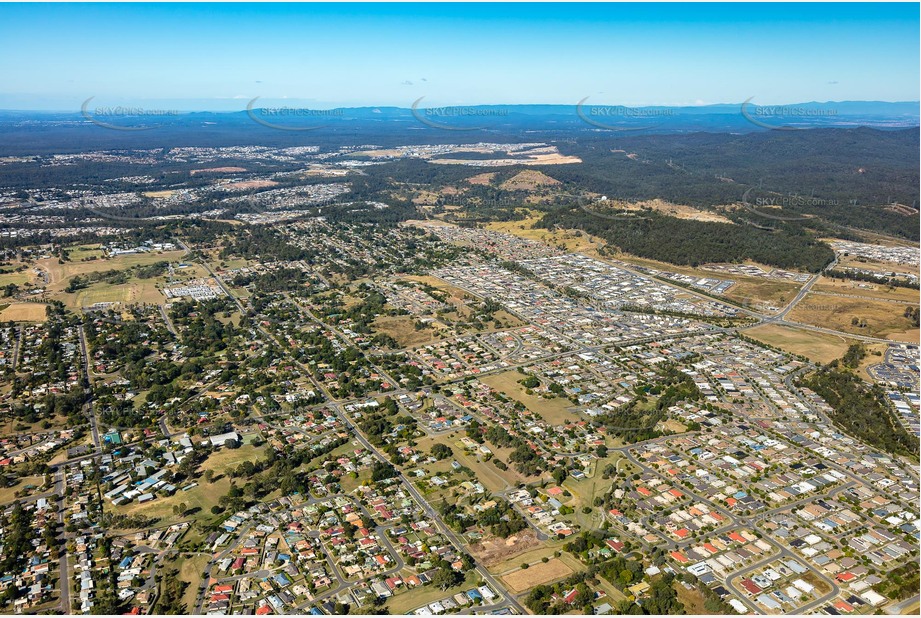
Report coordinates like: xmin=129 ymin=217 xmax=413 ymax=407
xmin=800 ymin=363 xmax=919 ymax=457
xmin=539 ymin=205 xmax=836 ymax=271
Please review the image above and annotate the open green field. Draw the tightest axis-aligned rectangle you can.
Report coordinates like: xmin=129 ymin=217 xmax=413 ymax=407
xmin=480 ymin=370 xmax=578 ymax=425
xmin=0 ymin=269 xmax=31 ymax=287
xmin=787 ymin=293 xmax=919 ymax=342
xmin=67 ymin=244 xmax=106 ymax=261
xmin=0 ymin=475 xmax=45 ymax=504
xmin=743 ymin=323 xmax=857 ymax=364
xmin=0 ymin=302 xmax=47 ymax=322
xmin=64 ymin=278 xmax=167 ymax=310
xmin=38 ymin=249 xmax=187 ymax=292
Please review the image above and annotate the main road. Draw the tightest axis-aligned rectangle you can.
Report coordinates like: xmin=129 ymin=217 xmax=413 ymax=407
xmin=76 ymin=325 xmax=102 ymax=451
xmin=336 ymin=402 xmax=527 ymax=615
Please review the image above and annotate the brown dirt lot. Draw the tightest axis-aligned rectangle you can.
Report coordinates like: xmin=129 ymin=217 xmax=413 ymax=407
xmin=722 ymin=279 xmax=801 ymax=310
xmin=469 ymin=530 xmax=542 ymax=567
xmin=501 ymin=558 xmax=574 ymax=594
xmin=190 ymin=167 xmax=246 ymax=175
xmin=223 ymin=179 xmax=278 ymax=190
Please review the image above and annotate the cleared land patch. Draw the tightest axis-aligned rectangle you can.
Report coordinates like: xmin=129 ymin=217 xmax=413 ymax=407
xmin=743 ymin=323 xmax=855 ymax=364
xmin=469 ymin=529 xmax=542 ymax=567
xmin=466 ymin=172 xmax=497 ymax=186
xmin=501 ymin=558 xmax=574 ymax=594
xmin=608 ymin=198 xmax=733 ymax=224
xmin=373 ymin=315 xmax=445 ymax=347
xmin=499 ymin=170 xmax=561 ymax=191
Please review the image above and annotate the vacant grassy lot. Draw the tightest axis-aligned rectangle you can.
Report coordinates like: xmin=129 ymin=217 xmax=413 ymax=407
xmin=373 ymin=315 xmax=443 ymax=348
xmin=481 ymin=370 xmax=577 ymax=425
xmin=0 ymin=302 xmax=47 ymax=322
xmin=39 ymin=250 xmax=186 ymax=291
xmin=413 ymin=434 xmax=511 ymax=494
xmin=502 ymin=558 xmax=574 ymax=593
xmin=159 ymin=552 xmax=211 ymax=613
xmin=404 ymin=274 xmax=476 ymax=301
xmin=742 ymin=323 xmax=854 ymax=364
xmin=0 ymin=475 xmax=44 ymax=504
xmin=812 ymin=277 xmax=920 ymax=303
xmin=67 ymin=244 xmax=106 ymax=261
xmin=65 ymin=279 xmax=167 ymax=310
xmin=722 ymin=278 xmax=801 ymax=311
xmin=837 ymin=255 xmax=919 ymax=276
xmin=675 ymin=581 xmax=718 ymax=614
xmin=787 ymin=294 xmax=919 ymax=341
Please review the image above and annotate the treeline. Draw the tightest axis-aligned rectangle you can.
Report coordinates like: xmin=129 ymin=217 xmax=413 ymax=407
xmin=825 ymin=268 xmax=919 ymax=289
xmin=538 ymin=206 xmax=835 ymax=272
xmin=230 ymin=267 xmax=316 ymax=294
xmin=800 ymin=364 xmax=919 ymax=457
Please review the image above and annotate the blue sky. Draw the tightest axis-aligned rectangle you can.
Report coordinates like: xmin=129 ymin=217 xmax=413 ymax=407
xmin=0 ymin=2 xmax=918 ymax=111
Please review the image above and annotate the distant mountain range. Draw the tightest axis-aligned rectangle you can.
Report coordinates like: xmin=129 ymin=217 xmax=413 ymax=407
xmin=0 ymin=100 xmax=917 ymax=131
xmin=0 ymin=100 xmax=917 ymax=156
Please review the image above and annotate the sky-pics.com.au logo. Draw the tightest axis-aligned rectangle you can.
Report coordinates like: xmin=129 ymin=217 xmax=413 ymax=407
xmin=740 ymin=97 xmax=838 ymax=131
xmin=411 ymin=97 xmax=509 ymax=131
xmin=81 ymin=97 xmax=179 ymax=131
xmin=576 ymin=97 xmax=675 ymax=131
xmin=739 ymin=187 xmax=843 ymax=223
xmin=246 ymin=97 xmax=345 ymax=131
